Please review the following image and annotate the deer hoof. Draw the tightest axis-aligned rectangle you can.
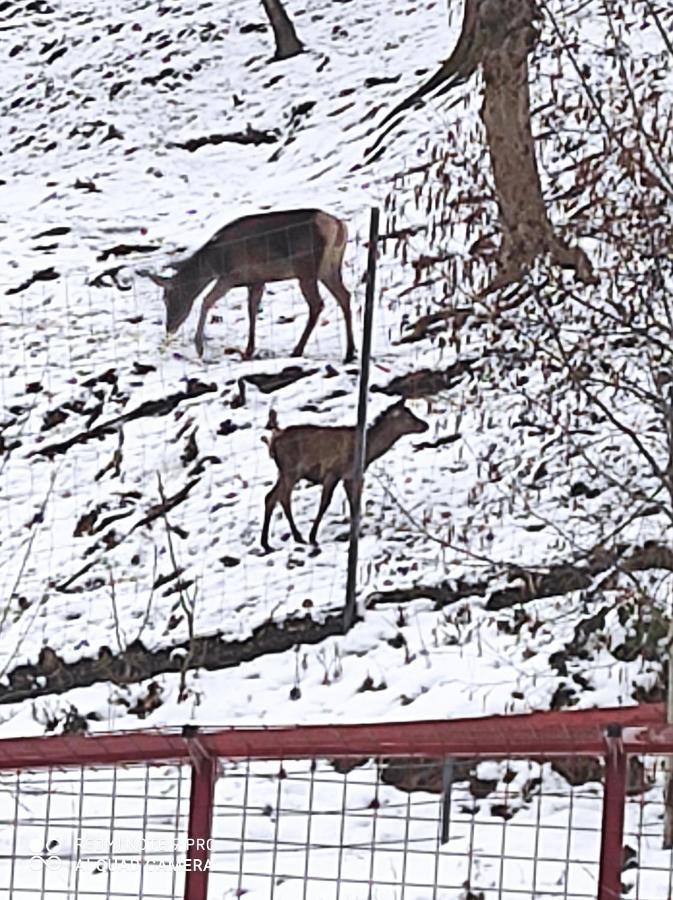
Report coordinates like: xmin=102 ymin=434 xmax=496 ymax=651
xmin=344 ymin=349 xmax=356 ymax=364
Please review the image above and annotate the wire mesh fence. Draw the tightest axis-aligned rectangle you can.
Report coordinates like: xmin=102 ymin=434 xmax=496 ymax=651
xmin=1 ymin=707 xmax=673 ymax=899
xmin=208 ymin=755 xmax=604 ymax=900
xmin=1 ymin=205 xmax=476 ymax=710
xmin=0 ymin=762 xmax=191 ymax=899
xmin=5 ymin=209 xmax=673 ymax=900
xmin=4 ymin=200 xmax=639 ymax=717
xmin=623 ymin=755 xmax=673 ymax=900
xmin=0 ymin=209 xmax=384 ymax=703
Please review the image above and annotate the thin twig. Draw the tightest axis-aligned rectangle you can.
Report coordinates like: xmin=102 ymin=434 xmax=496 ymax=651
xmin=156 ymin=473 xmax=196 ymax=702
xmin=0 ymin=469 xmax=58 ymax=638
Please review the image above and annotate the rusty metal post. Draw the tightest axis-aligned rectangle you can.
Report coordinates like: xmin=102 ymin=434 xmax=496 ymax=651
xmin=184 ymin=754 xmax=217 ymax=900
xmin=344 ymin=207 xmax=379 ymax=632
xmin=598 ymin=724 xmax=627 ymax=900
xmin=664 ymin=604 xmax=673 ymax=846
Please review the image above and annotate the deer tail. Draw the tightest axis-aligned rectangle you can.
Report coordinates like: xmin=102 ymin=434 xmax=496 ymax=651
xmin=316 ymin=212 xmax=348 ymax=276
xmin=262 ymin=428 xmax=281 ymax=458
xmin=333 ymin=217 xmax=348 ymax=252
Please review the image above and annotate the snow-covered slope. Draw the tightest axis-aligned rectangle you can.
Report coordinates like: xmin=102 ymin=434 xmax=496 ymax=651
xmin=0 ymin=0 xmax=671 ymax=739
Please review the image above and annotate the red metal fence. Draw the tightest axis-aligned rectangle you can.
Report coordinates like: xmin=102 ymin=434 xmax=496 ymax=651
xmin=1 ymin=704 xmax=672 ymax=899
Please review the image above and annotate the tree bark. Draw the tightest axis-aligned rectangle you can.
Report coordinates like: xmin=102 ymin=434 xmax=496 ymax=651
xmin=479 ymin=0 xmax=596 ymax=290
xmin=366 ymin=541 xmax=673 ymax=611
xmin=260 ymin=0 xmax=304 ymax=61
xmin=380 ymin=0 xmax=597 ymax=291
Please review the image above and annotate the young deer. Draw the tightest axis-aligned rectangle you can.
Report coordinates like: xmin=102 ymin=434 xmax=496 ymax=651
xmin=143 ymin=208 xmax=355 ymax=361
xmin=261 ymin=401 xmax=429 ymax=551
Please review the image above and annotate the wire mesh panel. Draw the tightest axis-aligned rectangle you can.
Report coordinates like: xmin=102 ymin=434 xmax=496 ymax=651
xmin=623 ymin=755 xmax=673 ymax=900
xmin=2 ymin=709 xmax=673 ymax=899
xmin=208 ymin=755 xmax=604 ymax=900
xmin=0 ymin=762 xmax=190 ymax=900
xmin=0 ymin=217 xmax=368 ymax=715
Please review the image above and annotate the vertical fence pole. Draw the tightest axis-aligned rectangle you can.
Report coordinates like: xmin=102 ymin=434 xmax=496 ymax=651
xmin=598 ymin=724 xmax=627 ymax=900
xmin=344 ymin=206 xmax=380 ymax=632
xmin=440 ymin=757 xmax=454 ymax=845
xmin=664 ymin=603 xmax=673 ymax=846
xmin=184 ymin=754 xmax=217 ymax=900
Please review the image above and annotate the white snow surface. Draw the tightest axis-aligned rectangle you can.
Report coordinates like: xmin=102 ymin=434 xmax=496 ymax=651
xmin=2 ymin=0 xmax=673 ymax=896
xmin=0 ymin=0 xmax=670 ymax=732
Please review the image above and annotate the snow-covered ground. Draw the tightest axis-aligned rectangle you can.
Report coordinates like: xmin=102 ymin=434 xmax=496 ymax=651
xmin=1 ymin=0 xmax=673 ymax=895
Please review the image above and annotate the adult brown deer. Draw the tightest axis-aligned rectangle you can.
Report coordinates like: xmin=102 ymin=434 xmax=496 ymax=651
xmin=143 ymin=209 xmax=355 ymax=361
xmin=261 ymin=401 xmax=429 ymax=551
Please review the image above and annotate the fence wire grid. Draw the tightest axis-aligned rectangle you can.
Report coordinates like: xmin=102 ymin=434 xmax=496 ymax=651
xmin=0 ymin=752 xmax=608 ymax=900
xmin=0 ymin=707 xmax=672 ymax=899
xmin=0 ymin=209 xmax=414 ymax=684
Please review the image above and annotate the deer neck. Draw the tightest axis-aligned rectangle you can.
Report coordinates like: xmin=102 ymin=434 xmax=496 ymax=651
xmin=175 ymin=252 xmax=220 ymax=304
xmin=364 ymin=418 xmax=402 ymax=468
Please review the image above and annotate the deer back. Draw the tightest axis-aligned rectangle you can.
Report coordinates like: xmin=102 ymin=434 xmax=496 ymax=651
xmin=203 ymin=209 xmax=336 ymax=287
xmin=269 ymin=424 xmax=357 ymax=484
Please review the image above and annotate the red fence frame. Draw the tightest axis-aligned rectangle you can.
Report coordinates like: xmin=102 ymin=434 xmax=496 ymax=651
xmin=1 ymin=703 xmax=672 ymax=900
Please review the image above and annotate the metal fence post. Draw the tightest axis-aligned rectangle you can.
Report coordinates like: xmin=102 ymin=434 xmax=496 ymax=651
xmin=664 ymin=598 xmax=673 ymax=846
xmin=344 ymin=206 xmax=379 ymax=632
xmin=184 ymin=753 xmax=217 ymax=900
xmin=440 ymin=757 xmax=454 ymax=845
xmin=598 ymin=724 xmax=627 ymax=900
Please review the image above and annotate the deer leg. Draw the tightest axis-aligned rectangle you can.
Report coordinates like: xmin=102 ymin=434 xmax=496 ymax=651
xmin=262 ymin=478 xmax=304 ymax=551
xmin=243 ymin=282 xmax=265 ymax=359
xmin=293 ymin=278 xmax=324 ymax=357
xmin=309 ymin=476 xmax=340 ymax=545
xmin=280 ymin=492 xmax=305 ymax=545
xmin=344 ymin=478 xmax=357 ymax=518
xmin=261 ymin=480 xmax=282 ymax=552
xmin=320 ymin=271 xmax=356 ymax=363
xmin=194 ymin=277 xmax=231 ymax=357
xmin=343 ymin=476 xmax=367 ymax=540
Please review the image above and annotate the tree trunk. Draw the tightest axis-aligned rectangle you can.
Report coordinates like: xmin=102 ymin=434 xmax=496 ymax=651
xmin=380 ymin=0 xmax=597 ymax=291
xmin=479 ymin=0 xmax=596 ymax=291
xmin=260 ymin=0 xmax=304 ymax=62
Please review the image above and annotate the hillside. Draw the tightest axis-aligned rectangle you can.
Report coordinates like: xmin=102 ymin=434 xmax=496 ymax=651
xmin=0 ymin=0 xmax=671 ymax=741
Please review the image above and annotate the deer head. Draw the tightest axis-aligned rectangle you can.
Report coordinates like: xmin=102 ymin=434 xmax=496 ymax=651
xmin=139 ymin=269 xmax=193 ymax=334
xmin=383 ymin=400 xmax=429 ymax=435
